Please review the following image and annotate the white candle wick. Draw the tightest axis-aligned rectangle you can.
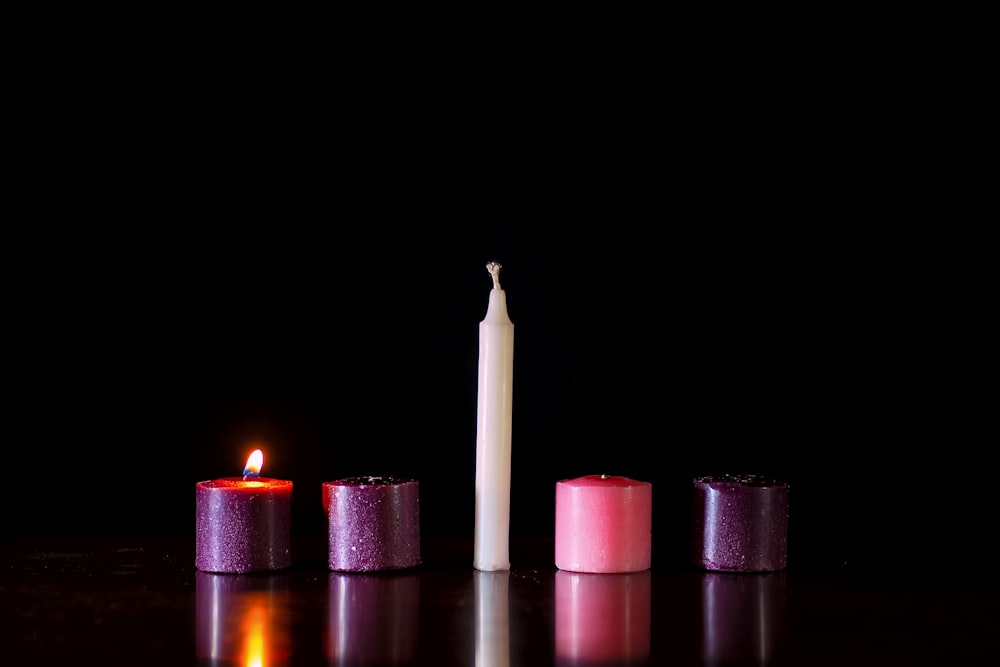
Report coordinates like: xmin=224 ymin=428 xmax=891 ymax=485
xmin=486 ymin=261 xmax=502 ymax=290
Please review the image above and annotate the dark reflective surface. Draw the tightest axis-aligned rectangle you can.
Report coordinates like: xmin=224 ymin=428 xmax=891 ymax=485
xmin=1 ymin=535 xmax=997 ymax=666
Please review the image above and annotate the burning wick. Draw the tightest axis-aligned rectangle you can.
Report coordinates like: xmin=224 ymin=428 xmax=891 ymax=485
xmin=243 ymin=449 xmax=264 ymax=479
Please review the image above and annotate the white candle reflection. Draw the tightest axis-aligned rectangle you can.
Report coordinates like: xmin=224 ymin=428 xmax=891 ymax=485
xmin=474 ymin=570 xmax=510 ymax=667
xmin=195 ymin=571 xmax=291 ymax=667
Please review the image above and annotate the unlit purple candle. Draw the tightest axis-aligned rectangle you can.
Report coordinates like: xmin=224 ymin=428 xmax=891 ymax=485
xmin=195 ymin=449 xmax=293 ymax=574
xmin=692 ymin=474 xmax=789 ymax=572
xmin=323 ymin=476 xmax=421 ymax=572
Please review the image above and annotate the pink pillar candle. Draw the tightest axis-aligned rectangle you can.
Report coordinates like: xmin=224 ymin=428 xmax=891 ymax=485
xmin=692 ymin=474 xmax=789 ymax=572
xmin=555 ymin=474 xmax=653 ymax=573
xmin=195 ymin=450 xmax=293 ymax=574
xmin=323 ymin=476 xmax=421 ymax=572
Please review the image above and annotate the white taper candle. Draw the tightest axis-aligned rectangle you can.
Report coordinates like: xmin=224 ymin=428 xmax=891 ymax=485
xmin=474 ymin=261 xmax=514 ymax=571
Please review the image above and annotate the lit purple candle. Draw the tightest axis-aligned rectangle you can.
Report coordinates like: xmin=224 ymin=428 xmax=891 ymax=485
xmin=323 ymin=476 xmax=421 ymax=572
xmin=692 ymin=474 xmax=789 ymax=572
xmin=195 ymin=449 xmax=293 ymax=574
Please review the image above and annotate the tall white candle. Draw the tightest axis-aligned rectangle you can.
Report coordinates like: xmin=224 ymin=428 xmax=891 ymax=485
xmin=474 ymin=261 xmax=514 ymax=571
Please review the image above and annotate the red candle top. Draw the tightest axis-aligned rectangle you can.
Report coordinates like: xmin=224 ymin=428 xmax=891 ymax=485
xmin=559 ymin=474 xmax=649 ymax=488
xmin=198 ymin=477 xmax=292 ymax=491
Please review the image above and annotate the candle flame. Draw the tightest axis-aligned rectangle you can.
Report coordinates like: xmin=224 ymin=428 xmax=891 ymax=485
xmin=243 ymin=449 xmax=264 ymax=478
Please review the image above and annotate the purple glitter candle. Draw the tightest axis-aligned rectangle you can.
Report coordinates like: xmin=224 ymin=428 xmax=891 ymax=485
xmin=323 ymin=476 xmax=421 ymax=572
xmin=195 ymin=449 xmax=293 ymax=574
xmin=692 ymin=474 xmax=789 ymax=572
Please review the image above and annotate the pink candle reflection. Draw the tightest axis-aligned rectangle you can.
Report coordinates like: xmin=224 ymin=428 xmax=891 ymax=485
xmin=701 ymin=571 xmax=786 ymax=666
xmin=325 ymin=571 xmax=420 ymax=666
xmin=195 ymin=571 xmax=292 ymax=667
xmin=555 ymin=569 xmax=651 ymax=666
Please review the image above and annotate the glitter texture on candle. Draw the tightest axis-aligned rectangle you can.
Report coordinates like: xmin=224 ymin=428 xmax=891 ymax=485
xmin=324 ymin=476 xmax=421 ymax=572
xmin=692 ymin=474 xmax=789 ymax=572
xmin=195 ymin=477 xmax=293 ymax=573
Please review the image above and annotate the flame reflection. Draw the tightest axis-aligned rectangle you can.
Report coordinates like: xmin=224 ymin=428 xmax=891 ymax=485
xmin=195 ymin=571 xmax=291 ymax=667
xmin=325 ymin=571 xmax=420 ymax=666
xmin=555 ymin=569 xmax=651 ymax=666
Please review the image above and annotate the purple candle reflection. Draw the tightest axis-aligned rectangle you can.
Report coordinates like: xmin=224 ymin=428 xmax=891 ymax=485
xmin=323 ymin=476 xmax=421 ymax=572
xmin=701 ymin=571 xmax=787 ymax=665
xmin=325 ymin=571 xmax=420 ymax=666
xmin=555 ymin=569 xmax=651 ymax=666
xmin=692 ymin=474 xmax=789 ymax=572
xmin=195 ymin=570 xmax=292 ymax=666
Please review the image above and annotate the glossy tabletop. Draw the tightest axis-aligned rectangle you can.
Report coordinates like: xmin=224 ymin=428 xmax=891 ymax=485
xmin=1 ymin=535 xmax=995 ymax=666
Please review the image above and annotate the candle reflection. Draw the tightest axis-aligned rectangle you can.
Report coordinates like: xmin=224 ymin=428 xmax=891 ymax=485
xmin=325 ymin=571 xmax=420 ymax=666
xmin=474 ymin=571 xmax=510 ymax=667
xmin=195 ymin=571 xmax=292 ymax=667
xmin=700 ymin=571 xmax=787 ymax=666
xmin=555 ymin=569 xmax=650 ymax=666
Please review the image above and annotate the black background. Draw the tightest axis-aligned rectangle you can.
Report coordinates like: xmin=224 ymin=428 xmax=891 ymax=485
xmin=5 ymin=22 xmax=986 ymax=574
